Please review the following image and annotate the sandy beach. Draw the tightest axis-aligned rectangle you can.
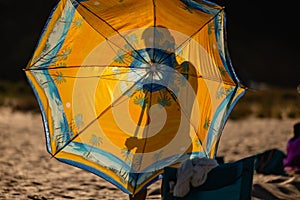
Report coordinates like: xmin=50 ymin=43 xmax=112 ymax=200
xmin=1 ymin=107 xmax=300 ymax=200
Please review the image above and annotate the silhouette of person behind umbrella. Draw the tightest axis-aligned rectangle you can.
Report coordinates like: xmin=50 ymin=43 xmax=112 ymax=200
xmin=125 ymin=26 xmax=198 ymax=200
xmin=284 ymin=122 xmax=300 ymax=173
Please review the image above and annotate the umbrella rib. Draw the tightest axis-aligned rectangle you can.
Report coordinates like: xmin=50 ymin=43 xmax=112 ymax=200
xmin=213 ymin=85 xmax=238 ymax=157
xmin=25 ymin=64 xmax=132 ymax=71
xmin=29 ymin=68 xmax=148 ymax=87
xmin=31 ymin=67 xmax=144 ymax=78
xmin=160 ymin=67 xmax=237 ymax=86
xmin=28 ymin=39 xmax=65 ymax=68
xmin=76 ymin=1 xmax=149 ymax=64
xmin=131 ymin=74 xmax=154 ymax=194
xmin=152 ymin=0 xmax=157 ymax=63
xmin=153 ymin=0 xmax=156 ymax=27
xmin=25 ymin=64 xmax=154 ymax=71
xmin=52 ymin=72 xmax=151 ymax=157
xmin=166 ymin=86 xmax=208 ymax=157
xmin=105 ymin=37 xmax=147 ymax=65
xmin=131 ymin=71 xmax=153 ymax=146
xmin=156 ymin=76 xmax=208 ymax=157
xmin=132 ymin=90 xmax=149 ymax=137
xmin=158 ymin=8 xmax=224 ymax=65
xmin=31 ymin=71 xmax=144 ymax=83
xmin=160 ymin=67 xmax=200 ymax=78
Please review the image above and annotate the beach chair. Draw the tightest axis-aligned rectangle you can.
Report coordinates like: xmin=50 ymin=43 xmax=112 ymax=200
xmin=254 ymin=148 xmax=286 ymax=175
xmin=161 ymin=156 xmax=255 ymax=200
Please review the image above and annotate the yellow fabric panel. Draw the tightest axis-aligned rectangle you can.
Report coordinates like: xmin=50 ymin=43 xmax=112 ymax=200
xmin=25 ymin=71 xmax=56 ymax=153
xmin=77 ymin=0 xmax=154 ymax=37
xmin=155 ymin=0 xmax=219 ymax=38
xmin=56 ymin=151 xmax=130 ymax=191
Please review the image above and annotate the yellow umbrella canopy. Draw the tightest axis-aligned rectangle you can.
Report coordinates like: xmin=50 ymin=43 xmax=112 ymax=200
xmin=25 ymin=0 xmax=245 ymax=195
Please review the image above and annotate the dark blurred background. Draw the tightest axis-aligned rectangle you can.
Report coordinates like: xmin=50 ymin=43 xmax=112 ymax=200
xmin=0 ymin=0 xmax=299 ymax=89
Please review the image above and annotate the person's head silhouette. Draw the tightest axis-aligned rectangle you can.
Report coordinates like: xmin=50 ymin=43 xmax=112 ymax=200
xmin=141 ymin=26 xmax=175 ymax=53
xmin=293 ymin=122 xmax=300 ymax=139
xmin=137 ymin=27 xmax=178 ymax=92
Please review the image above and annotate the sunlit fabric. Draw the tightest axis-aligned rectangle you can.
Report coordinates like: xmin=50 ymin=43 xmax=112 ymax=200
xmin=25 ymin=0 xmax=245 ymax=195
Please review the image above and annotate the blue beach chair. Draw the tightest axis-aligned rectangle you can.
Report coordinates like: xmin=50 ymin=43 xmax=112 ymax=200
xmin=162 ymin=156 xmax=255 ymax=200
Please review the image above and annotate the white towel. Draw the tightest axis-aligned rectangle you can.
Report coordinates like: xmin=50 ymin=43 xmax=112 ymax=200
xmin=172 ymin=157 xmax=218 ymax=197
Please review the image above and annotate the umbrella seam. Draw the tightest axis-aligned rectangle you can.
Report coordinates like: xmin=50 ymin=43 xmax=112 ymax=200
xmin=52 ymin=71 xmax=151 ymax=157
xmin=74 ymin=0 xmax=149 ymax=64
xmin=159 ymin=8 xmax=224 ymax=65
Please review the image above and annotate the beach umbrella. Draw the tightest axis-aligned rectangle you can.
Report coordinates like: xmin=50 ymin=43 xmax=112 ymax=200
xmin=24 ymin=0 xmax=245 ymax=195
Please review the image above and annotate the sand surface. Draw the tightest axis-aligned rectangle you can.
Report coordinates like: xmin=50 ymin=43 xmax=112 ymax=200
xmin=1 ymin=108 xmax=300 ymax=199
